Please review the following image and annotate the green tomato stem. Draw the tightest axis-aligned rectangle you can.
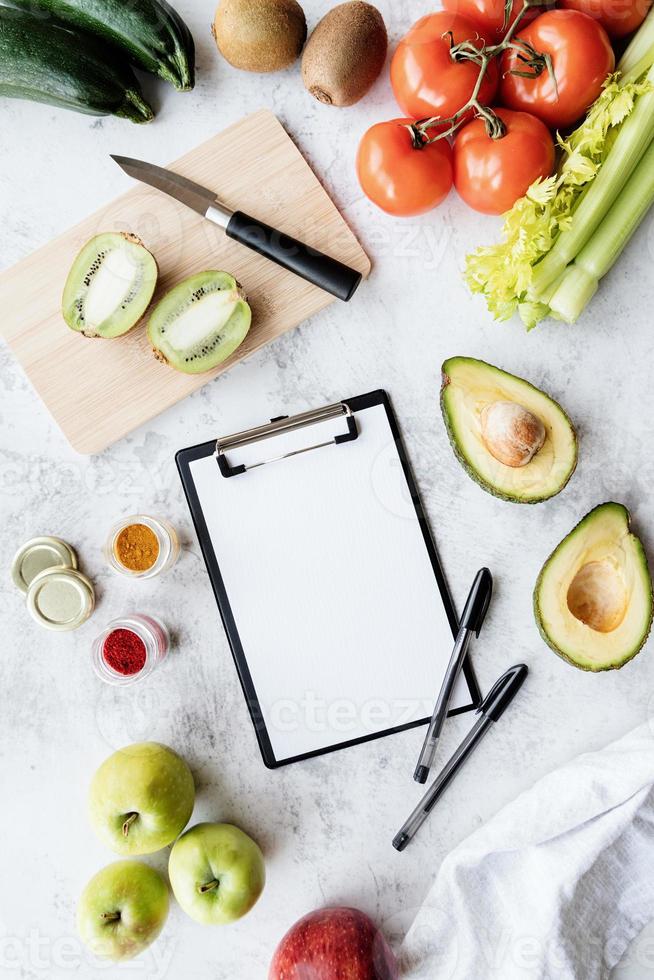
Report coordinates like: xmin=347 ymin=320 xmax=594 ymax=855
xmin=416 ymin=0 xmax=551 ymax=145
xmin=417 ymin=53 xmax=506 ymax=141
xmin=496 ymin=0 xmax=544 ymax=47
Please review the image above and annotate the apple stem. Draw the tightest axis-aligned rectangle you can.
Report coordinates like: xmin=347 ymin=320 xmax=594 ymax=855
xmin=198 ymin=879 xmax=220 ymax=894
xmin=100 ymin=912 xmax=121 ymax=923
xmin=122 ymin=812 xmax=138 ymax=837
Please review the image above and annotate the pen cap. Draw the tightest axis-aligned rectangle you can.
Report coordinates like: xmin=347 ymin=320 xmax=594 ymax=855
xmin=461 ymin=567 xmax=493 ymax=636
xmin=481 ymin=663 xmax=528 ymax=721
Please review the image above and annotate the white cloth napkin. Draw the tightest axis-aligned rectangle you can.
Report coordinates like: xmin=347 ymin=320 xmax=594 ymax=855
xmin=401 ymin=722 xmax=654 ymax=980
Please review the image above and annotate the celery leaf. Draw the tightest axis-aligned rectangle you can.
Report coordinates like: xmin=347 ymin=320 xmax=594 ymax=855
xmin=464 ymin=74 xmax=651 ymax=328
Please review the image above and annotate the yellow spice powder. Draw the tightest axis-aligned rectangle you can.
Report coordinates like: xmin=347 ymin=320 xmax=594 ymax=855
xmin=114 ymin=523 xmax=159 ymax=572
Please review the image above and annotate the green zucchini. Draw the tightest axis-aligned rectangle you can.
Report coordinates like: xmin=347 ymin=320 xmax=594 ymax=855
xmin=8 ymin=0 xmax=195 ymax=91
xmin=0 ymin=8 xmax=153 ymax=122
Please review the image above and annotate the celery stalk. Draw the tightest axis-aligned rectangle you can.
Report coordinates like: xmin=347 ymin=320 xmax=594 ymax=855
xmin=465 ymin=72 xmax=652 ymax=325
xmin=619 ymin=7 xmax=654 ymax=75
xmin=548 ymin=267 xmax=598 ymax=320
xmin=547 ymin=138 xmax=654 ymax=323
xmin=529 ymin=61 xmax=654 ymax=299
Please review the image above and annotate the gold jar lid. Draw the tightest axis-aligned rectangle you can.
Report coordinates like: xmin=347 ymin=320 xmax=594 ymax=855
xmin=11 ymin=536 xmax=78 ymax=594
xmin=26 ymin=567 xmax=95 ymax=631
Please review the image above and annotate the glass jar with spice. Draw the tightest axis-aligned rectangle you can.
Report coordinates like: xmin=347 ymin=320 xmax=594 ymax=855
xmin=91 ymin=614 xmax=170 ymax=685
xmin=104 ymin=515 xmax=179 ymax=579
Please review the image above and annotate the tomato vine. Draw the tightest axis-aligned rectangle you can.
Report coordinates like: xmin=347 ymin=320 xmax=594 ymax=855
xmin=408 ymin=0 xmax=556 ymax=145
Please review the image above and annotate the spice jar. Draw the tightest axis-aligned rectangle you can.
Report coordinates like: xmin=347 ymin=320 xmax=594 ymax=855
xmin=104 ymin=515 xmax=179 ymax=579
xmin=91 ymin=614 xmax=170 ymax=685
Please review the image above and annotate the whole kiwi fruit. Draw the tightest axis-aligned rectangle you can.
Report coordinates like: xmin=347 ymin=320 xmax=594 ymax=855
xmin=301 ymin=1 xmax=387 ymax=107
xmin=212 ymin=0 xmax=307 ymax=73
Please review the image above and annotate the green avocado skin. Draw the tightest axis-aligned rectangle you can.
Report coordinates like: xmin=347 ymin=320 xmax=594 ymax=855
xmin=533 ymin=502 xmax=654 ymax=672
xmin=440 ymin=356 xmax=578 ymax=504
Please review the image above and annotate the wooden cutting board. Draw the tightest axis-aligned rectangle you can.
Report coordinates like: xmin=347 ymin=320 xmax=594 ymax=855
xmin=0 ymin=109 xmax=370 ymax=454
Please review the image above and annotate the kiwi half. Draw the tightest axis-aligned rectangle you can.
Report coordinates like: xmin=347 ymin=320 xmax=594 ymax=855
xmin=62 ymin=232 xmax=158 ymax=339
xmin=147 ymin=270 xmax=252 ymax=374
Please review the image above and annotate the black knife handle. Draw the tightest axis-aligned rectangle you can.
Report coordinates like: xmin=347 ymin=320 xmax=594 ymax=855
xmin=225 ymin=211 xmax=362 ymax=302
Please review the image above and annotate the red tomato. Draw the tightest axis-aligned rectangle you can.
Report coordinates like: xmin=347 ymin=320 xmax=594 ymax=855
xmin=390 ymin=12 xmax=499 ymax=122
xmin=442 ymin=0 xmax=536 ymax=39
xmin=453 ymin=108 xmax=555 ymax=213
xmin=356 ymin=119 xmax=453 ymax=216
xmin=559 ymin=0 xmax=651 ymax=38
xmin=500 ymin=10 xmax=615 ymax=129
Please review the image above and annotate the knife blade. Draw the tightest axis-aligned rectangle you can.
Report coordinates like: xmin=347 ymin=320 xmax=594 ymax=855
xmin=111 ymin=154 xmax=362 ymax=302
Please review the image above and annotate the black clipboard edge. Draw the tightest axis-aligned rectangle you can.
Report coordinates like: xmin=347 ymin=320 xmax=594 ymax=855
xmin=176 ymin=389 xmax=481 ymax=769
xmin=176 ymin=438 xmax=277 ymax=769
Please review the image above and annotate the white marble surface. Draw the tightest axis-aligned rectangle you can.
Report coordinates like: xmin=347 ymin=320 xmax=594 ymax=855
xmin=2 ymin=2 xmax=654 ymax=977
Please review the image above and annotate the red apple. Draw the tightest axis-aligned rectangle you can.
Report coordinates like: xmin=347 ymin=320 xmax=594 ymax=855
xmin=269 ymin=906 xmax=399 ymax=980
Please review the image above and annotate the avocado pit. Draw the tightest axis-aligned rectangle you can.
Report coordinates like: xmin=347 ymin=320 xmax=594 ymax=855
xmin=566 ymin=559 xmax=628 ymax=633
xmin=481 ymin=400 xmax=546 ymax=468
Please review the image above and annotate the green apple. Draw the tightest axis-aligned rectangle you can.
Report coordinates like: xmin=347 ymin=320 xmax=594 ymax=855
xmin=89 ymin=742 xmax=195 ymax=855
xmin=77 ymin=860 xmax=169 ymax=961
xmin=168 ymin=822 xmax=265 ymax=925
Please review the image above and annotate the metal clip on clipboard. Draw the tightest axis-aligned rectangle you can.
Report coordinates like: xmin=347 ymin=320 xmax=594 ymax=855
xmin=215 ymin=401 xmax=359 ymax=477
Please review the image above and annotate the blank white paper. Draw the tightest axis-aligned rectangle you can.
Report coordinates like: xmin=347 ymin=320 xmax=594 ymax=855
xmin=189 ymin=402 xmax=474 ymax=761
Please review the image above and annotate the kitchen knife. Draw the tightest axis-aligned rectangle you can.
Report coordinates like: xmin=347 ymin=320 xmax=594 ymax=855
xmin=111 ymin=155 xmax=363 ymax=302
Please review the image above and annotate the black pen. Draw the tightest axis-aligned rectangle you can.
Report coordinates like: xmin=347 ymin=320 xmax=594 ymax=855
xmin=394 ymin=663 xmax=528 ymax=852
xmin=414 ymin=568 xmax=493 ymax=784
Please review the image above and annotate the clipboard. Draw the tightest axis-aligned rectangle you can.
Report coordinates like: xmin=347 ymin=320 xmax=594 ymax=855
xmin=176 ymin=390 xmax=481 ymax=768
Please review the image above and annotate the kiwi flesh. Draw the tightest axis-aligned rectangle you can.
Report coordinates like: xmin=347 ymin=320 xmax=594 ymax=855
xmin=212 ymin=0 xmax=307 ymax=73
xmin=301 ymin=1 xmax=387 ymax=107
xmin=62 ymin=232 xmax=157 ymax=339
xmin=148 ymin=270 xmax=252 ymax=374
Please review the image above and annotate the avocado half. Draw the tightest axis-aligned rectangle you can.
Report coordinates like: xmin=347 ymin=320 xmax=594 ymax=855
xmin=534 ymin=502 xmax=653 ymax=671
xmin=441 ymin=356 xmax=577 ymax=503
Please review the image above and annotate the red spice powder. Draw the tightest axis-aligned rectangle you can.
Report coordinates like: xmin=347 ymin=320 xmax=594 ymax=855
xmin=102 ymin=628 xmax=146 ymax=675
